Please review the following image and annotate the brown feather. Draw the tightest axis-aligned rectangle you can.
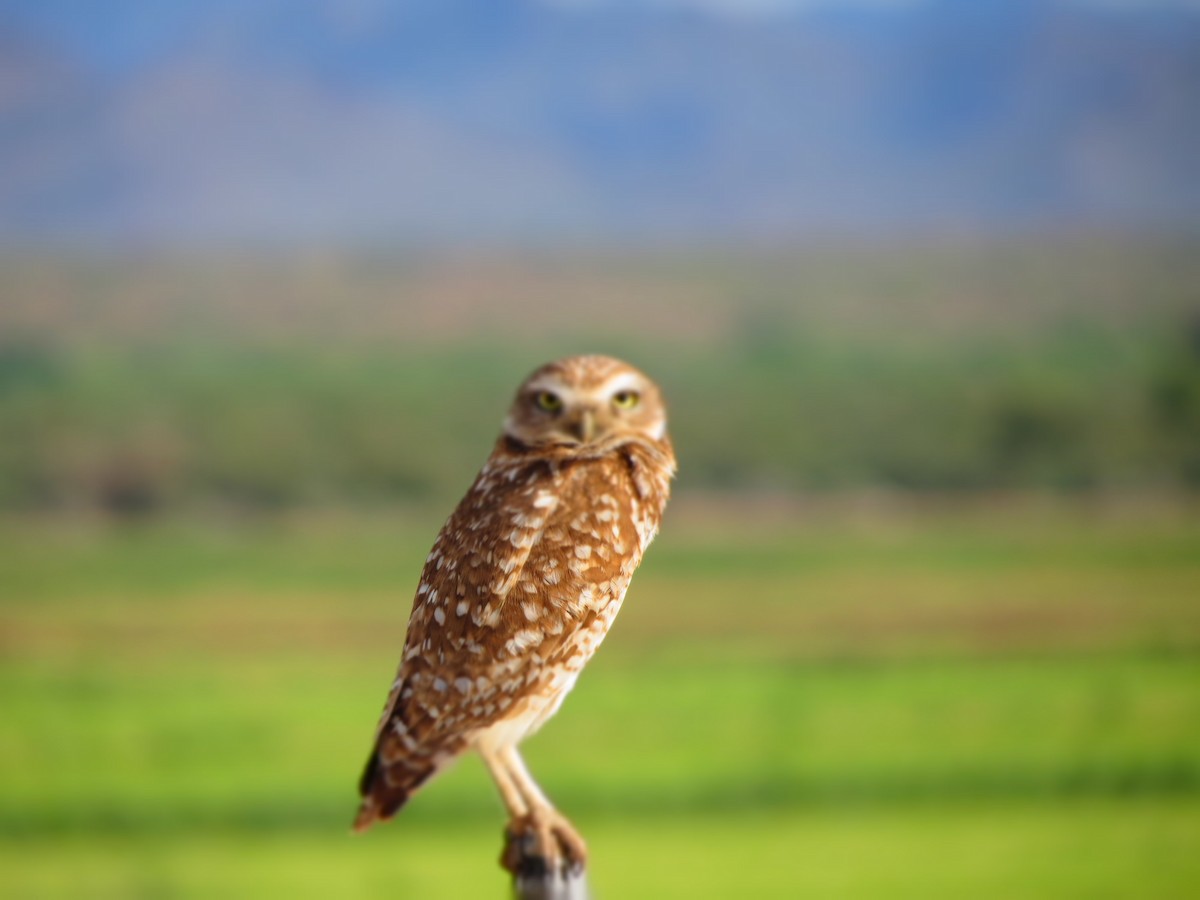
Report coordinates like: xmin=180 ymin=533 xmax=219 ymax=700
xmin=353 ymin=355 xmax=674 ymax=830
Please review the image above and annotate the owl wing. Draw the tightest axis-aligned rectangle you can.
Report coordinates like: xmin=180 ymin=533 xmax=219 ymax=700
xmin=355 ymin=453 xmax=641 ymax=829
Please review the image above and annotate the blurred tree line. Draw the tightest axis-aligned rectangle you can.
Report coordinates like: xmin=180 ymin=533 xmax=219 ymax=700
xmin=1 ymin=238 xmax=1197 ymax=514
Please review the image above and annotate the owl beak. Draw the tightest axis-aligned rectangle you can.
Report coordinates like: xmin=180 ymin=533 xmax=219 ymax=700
xmin=567 ymin=408 xmax=598 ymax=443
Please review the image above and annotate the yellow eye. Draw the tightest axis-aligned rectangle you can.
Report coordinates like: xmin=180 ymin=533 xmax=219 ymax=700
xmin=612 ymin=390 xmax=640 ymax=410
xmin=535 ymin=391 xmax=563 ymax=412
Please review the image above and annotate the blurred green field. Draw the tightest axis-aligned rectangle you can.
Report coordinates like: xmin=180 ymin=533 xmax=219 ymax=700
xmin=2 ymin=499 xmax=1198 ymax=897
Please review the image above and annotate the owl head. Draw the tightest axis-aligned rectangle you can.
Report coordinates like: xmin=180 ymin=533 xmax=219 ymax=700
xmin=503 ymin=355 xmax=668 ymax=452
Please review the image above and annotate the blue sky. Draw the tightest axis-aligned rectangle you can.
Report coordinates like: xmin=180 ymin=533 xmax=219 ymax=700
xmin=546 ymin=0 xmax=1197 ymax=9
xmin=2 ymin=0 xmax=1197 ymax=243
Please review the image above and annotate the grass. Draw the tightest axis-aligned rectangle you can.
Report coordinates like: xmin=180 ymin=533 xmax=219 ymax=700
xmin=6 ymin=803 xmax=1200 ymax=899
xmin=1 ymin=498 xmax=1199 ymax=897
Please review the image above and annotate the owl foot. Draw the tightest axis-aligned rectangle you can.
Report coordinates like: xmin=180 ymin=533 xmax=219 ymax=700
xmin=501 ymin=810 xmax=588 ymax=879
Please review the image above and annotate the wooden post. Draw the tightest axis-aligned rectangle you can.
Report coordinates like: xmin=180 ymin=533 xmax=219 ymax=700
xmin=513 ymin=867 xmax=590 ymax=900
xmin=504 ymin=829 xmax=591 ymax=900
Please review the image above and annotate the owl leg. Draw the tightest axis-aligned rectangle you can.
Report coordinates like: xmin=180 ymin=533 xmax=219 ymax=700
xmin=497 ymin=745 xmax=588 ymax=875
xmin=478 ymin=743 xmax=530 ymax=821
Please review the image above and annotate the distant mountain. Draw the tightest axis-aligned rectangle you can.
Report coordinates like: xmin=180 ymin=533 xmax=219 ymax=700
xmin=1 ymin=0 xmax=1198 ymax=245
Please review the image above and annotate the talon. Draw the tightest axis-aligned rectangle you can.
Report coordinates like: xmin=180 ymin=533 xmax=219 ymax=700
xmin=500 ymin=819 xmax=536 ymax=876
xmin=550 ymin=818 xmax=588 ymax=874
xmin=501 ymin=812 xmax=588 ymax=877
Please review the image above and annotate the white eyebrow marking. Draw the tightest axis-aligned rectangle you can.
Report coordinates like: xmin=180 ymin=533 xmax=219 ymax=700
xmin=526 ymin=372 xmax=645 ymax=408
xmin=521 ymin=380 xmax=582 ymax=406
xmin=597 ymin=372 xmax=644 ymax=397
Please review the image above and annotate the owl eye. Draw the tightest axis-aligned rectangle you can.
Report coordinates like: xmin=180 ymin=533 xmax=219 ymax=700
xmin=612 ymin=390 xmax=640 ymax=410
xmin=535 ymin=391 xmax=563 ymax=412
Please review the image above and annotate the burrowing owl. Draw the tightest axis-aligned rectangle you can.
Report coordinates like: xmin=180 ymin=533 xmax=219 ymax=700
xmin=353 ymin=355 xmax=675 ymax=874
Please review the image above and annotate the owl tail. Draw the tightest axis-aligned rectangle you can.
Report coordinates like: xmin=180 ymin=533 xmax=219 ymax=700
xmin=352 ymin=749 xmax=439 ymax=832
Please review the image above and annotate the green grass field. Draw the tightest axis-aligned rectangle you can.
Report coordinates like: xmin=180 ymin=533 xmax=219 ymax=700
xmin=2 ymin=498 xmax=1199 ymax=897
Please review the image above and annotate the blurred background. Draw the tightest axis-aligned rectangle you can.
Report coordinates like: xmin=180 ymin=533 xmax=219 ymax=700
xmin=2 ymin=0 xmax=1199 ymax=896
